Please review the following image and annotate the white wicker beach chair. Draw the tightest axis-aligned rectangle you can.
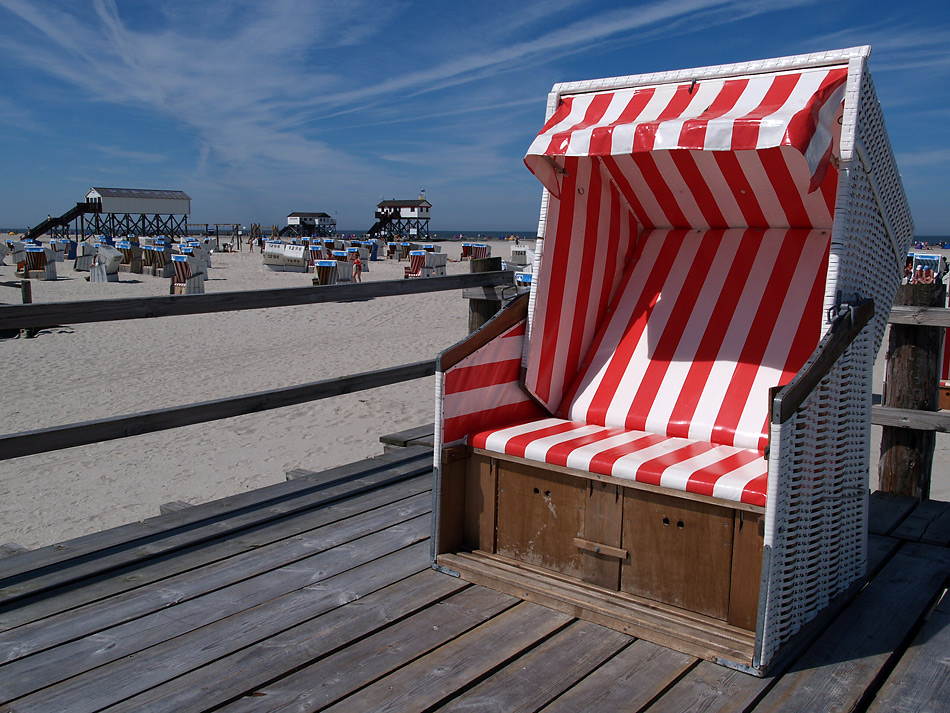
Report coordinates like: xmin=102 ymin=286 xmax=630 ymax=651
xmin=431 ymin=46 xmax=913 ymax=675
xmin=89 ymin=245 xmax=123 ymax=283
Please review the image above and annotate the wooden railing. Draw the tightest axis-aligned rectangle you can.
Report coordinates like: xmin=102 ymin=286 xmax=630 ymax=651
xmin=0 ymin=271 xmax=515 ymax=461
xmin=876 ymin=285 xmax=948 ymax=500
xmin=1 ymin=271 xmax=946 ymax=500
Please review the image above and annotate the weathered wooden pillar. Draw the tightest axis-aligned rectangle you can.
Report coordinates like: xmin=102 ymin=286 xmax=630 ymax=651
xmin=468 ymin=256 xmax=504 ymax=333
xmin=20 ymin=279 xmax=36 ymax=339
xmin=878 ymin=283 xmax=946 ymax=499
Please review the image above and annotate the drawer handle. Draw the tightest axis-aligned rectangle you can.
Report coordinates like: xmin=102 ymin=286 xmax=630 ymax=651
xmin=573 ymin=537 xmax=628 ymax=560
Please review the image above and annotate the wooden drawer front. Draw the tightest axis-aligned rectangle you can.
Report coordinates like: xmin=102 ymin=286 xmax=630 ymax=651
xmin=496 ymin=460 xmax=585 ymax=579
xmin=621 ymin=489 xmax=734 ymax=620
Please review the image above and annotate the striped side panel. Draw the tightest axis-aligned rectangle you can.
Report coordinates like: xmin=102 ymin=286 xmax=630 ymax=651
xmin=562 ymin=228 xmax=830 ymax=451
xmin=472 ymin=419 xmax=768 ymax=507
xmin=441 ymin=320 xmax=545 ymax=447
xmin=523 ymin=156 xmax=638 ymax=412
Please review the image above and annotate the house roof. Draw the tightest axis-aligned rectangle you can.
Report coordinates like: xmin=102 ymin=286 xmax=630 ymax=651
xmin=90 ymin=187 xmax=191 ymax=200
xmin=288 ymin=211 xmax=333 ymax=219
xmin=377 ymin=199 xmax=431 ymax=208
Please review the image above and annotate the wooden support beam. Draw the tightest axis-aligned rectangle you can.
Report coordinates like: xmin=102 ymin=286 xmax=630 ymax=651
xmin=468 ymin=257 xmax=507 ymax=333
xmin=0 ymin=271 xmax=514 ymax=331
xmin=888 ymin=305 xmax=950 ymax=328
xmin=871 ymin=406 xmax=950 ymax=433
xmin=879 ymin=284 xmax=946 ymax=500
xmin=0 ymin=360 xmax=435 ymax=461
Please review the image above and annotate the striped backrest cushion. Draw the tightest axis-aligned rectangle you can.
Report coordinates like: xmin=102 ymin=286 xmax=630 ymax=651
xmin=558 ymin=228 xmax=831 ymax=451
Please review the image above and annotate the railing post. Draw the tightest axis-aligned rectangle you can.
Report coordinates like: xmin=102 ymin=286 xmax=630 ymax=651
xmin=468 ymin=256 xmax=504 ymax=333
xmin=879 ymin=283 xmax=946 ymax=499
xmin=19 ymin=280 xmax=35 ymax=339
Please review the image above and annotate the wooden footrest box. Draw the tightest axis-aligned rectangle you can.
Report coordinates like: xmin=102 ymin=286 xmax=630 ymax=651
xmin=435 ymin=450 xmax=764 ymax=666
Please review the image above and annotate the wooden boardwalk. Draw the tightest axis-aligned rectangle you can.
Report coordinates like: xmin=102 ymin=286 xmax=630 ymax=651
xmin=1 ymin=445 xmax=948 ymax=713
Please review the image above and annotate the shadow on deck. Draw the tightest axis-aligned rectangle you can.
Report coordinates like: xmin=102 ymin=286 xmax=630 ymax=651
xmin=1 ymin=445 xmax=948 ymax=713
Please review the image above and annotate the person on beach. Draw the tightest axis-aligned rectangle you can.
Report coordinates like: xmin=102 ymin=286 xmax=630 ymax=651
xmin=352 ymin=254 xmax=362 ymax=282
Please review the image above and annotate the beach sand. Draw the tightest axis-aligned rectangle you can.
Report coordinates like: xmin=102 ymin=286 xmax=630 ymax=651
xmin=1 ymin=239 xmax=947 ymax=549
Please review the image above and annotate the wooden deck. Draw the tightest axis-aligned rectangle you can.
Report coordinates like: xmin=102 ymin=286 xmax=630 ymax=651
xmin=1 ymin=446 xmax=948 ymax=713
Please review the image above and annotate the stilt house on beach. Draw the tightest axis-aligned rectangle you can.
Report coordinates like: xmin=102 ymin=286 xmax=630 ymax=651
xmin=84 ymin=187 xmax=191 ymax=238
xmin=368 ymin=196 xmax=431 ymax=240
xmin=284 ymin=211 xmax=337 ymax=238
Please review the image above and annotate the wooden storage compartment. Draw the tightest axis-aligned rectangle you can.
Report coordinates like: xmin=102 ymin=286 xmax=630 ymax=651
xmin=441 ymin=451 xmax=765 ymax=643
xmin=495 ymin=459 xmax=586 ymax=579
xmin=620 ymin=489 xmax=734 ymax=620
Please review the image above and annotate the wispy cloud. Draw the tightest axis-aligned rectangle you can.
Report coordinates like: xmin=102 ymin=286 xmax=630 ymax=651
xmin=91 ymin=144 xmax=168 ymax=163
xmin=0 ymin=0 xmax=946 ymax=231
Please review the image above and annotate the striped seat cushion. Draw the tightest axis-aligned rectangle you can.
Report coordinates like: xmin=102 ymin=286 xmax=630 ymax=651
xmin=557 ymin=228 xmax=831 ymax=452
xmin=471 ymin=417 xmax=767 ymax=506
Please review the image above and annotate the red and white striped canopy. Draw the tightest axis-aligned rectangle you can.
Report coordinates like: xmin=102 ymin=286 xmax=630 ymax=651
xmin=525 ymin=66 xmax=847 ymax=230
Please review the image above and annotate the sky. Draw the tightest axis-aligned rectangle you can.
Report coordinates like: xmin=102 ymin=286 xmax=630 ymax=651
xmin=0 ymin=0 xmax=947 ymax=234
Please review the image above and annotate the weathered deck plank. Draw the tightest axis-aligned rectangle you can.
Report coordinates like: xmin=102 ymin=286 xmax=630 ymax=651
xmin=217 ymin=585 xmax=517 ymax=713
xmin=3 ymin=538 xmax=431 ymax=713
xmin=866 ymin=590 xmax=950 ymax=713
xmin=0 ymin=474 xmax=431 ymax=634
xmin=318 ymin=602 xmax=573 ymax=713
xmin=0 ymin=446 xmax=432 ymax=601
xmin=749 ymin=542 xmax=950 ymax=713
xmin=437 ymin=620 xmax=632 ymax=712
xmin=0 ymin=475 xmax=947 ymax=713
xmin=0 ymin=491 xmax=430 ymax=670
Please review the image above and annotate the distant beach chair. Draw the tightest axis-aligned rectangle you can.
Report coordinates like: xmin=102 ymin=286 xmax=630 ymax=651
xmin=313 ymin=259 xmax=338 ymax=285
xmin=336 ymin=259 xmax=354 ymax=283
xmin=460 ymin=243 xmax=473 ymax=259
xmin=263 ymin=241 xmax=286 ymax=271
xmin=8 ymin=241 xmax=26 ymax=270
xmin=514 ymin=271 xmax=532 ymax=292
xmin=0 ymin=242 xmax=9 ymax=266
xmin=308 ymin=244 xmax=324 ymax=266
xmin=332 ymin=250 xmax=349 ymax=262
xmin=89 ymin=245 xmax=123 ymax=283
xmin=404 ymin=250 xmax=426 ymax=278
xmin=169 ymin=254 xmax=205 ymax=294
xmin=470 ymin=243 xmax=490 ymax=260
xmin=432 ymin=46 xmax=914 ymax=676
xmin=116 ymin=240 xmax=143 ymax=274
xmin=281 ymin=244 xmax=308 ymax=272
xmin=361 ymin=240 xmax=379 ymax=261
xmin=73 ymin=241 xmax=97 ymax=272
xmin=20 ymin=246 xmax=57 ymax=280
xmin=386 ymin=242 xmax=398 ymax=259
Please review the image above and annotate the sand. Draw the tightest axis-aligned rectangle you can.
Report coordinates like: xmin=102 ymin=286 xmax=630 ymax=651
xmin=1 ymin=239 xmax=946 ymax=550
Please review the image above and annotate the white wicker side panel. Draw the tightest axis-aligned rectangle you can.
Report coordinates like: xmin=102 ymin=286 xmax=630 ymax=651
xmin=756 ymin=61 xmax=913 ymax=671
xmin=757 ymin=358 xmax=864 ymax=669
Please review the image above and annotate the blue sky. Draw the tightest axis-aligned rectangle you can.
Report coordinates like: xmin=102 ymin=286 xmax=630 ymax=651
xmin=0 ymin=0 xmax=947 ymax=234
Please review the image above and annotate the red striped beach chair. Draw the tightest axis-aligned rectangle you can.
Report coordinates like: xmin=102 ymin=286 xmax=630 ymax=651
xmin=308 ymin=244 xmax=324 ymax=265
xmin=460 ymin=243 xmax=473 ymax=259
xmin=169 ymin=254 xmax=205 ymax=294
xmin=313 ymin=259 xmax=338 ymax=285
xmin=470 ymin=244 xmax=490 ymax=260
xmin=404 ymin=250 xmax=426 ymax=278
xmin=432 ymin=46 xmax=913 ymax=675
